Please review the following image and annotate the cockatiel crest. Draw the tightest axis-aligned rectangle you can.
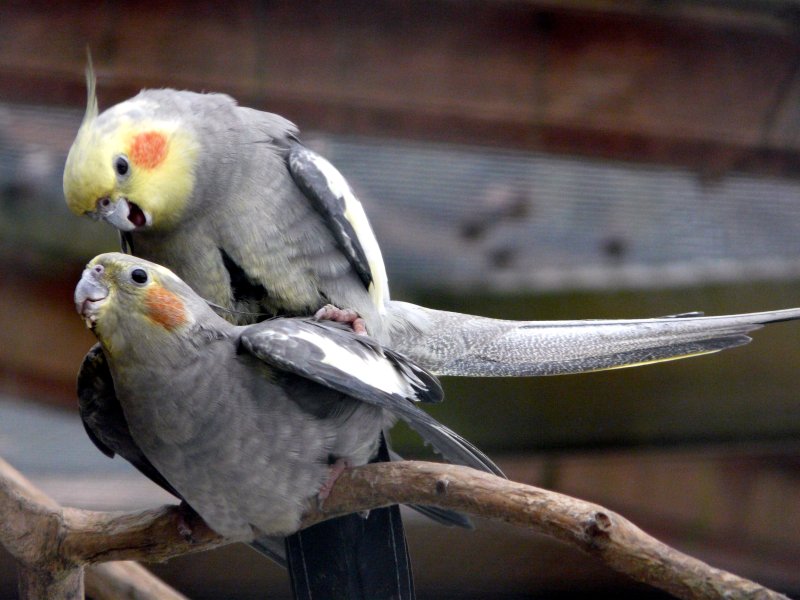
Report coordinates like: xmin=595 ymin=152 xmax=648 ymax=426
xmin=63 ymin=61 xmax=200 ymax=232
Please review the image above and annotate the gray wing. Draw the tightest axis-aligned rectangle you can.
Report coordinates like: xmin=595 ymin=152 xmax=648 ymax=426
xmin=78 ymin=344 xmax=181 ymax=497
xmin=239 ymin=318 xmax=504 ymax=477
xmin=287 ymin=142 xmax=373 ymax=291
xmin=77 ymin=344 xmax=288 ymax=568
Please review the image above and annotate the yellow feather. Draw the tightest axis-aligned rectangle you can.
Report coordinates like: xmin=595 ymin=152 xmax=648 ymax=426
xmin=116 ymin=119 xmax=199 ymax=228
xmin=594 ymin=348 xmax=724 ymax=371
xmin=84 ymin=49 xmax=98 ymax=125
xmin=343 ymin=198 xmax=389 ymax=312
xmin=63 ymin=54 xmax=111 ymax=215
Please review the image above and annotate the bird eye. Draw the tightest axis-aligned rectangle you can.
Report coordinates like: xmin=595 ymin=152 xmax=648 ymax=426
xmin=114 ymin=155 xmax=130 ymax=177
xmin=131 ymin=268 xmax=148 ymax=284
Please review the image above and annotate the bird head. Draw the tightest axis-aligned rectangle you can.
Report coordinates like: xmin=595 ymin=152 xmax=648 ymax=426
xmin=75 ymin=253 xmax=212 ymax=358
xmin=63 ymin=62 xmax=200 ymax=232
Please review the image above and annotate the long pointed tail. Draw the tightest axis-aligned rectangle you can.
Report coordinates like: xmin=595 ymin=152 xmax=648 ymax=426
xmin=384 ymin=301 xmax=800 ymax=377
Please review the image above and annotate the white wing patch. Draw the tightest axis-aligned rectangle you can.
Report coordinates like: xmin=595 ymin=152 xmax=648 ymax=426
xmin=293 ymin=328 xmax=412 ymax=397
xmin=310 ymin=154 xmax=390 ymax=313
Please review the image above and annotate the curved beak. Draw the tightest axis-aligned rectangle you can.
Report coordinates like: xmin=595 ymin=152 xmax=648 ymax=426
xmin=75 ymin=265 xmax=109 ymax=328
xmin=93 ymin=197 xmax=149 ymax=231
xmin=99 ymin=198 xmax=136 ymax=231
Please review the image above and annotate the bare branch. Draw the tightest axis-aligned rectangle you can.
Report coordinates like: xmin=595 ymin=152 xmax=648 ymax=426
xmin=0 ymin=457 xmax=189 ymax=599
xmin=0 ymin=455 xmax=790 ymax=600
xmin=305 ymin=462 xmax=789 ymax=600
xmin=16 ymin=562 xmax=84 ymax=599
xmin=0 ymin=456 xmax=63 ymax=567
xmin=60 ymin=504 xmax=225 ymax=564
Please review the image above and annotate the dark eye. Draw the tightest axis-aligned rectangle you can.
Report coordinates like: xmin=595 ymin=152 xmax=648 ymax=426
xmin=115 ymin=155 xmax=130 ymax=176
xmin=131 ymin=268 xmax=148 ymax=284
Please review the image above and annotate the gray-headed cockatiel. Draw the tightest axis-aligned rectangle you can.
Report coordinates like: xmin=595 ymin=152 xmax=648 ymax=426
xmin=75 ymin=253 xmax=500 ymax=593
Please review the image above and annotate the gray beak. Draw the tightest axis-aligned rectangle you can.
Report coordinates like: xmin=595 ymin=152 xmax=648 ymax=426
xmin=75 ymin=264 xmax=109 ymax=326
xmin=98 ymin=197 xmax=138 ymax=232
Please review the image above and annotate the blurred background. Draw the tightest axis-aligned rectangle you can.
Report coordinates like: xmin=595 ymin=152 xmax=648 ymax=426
xmin=1 ymin=1 xmax=800 ymax=598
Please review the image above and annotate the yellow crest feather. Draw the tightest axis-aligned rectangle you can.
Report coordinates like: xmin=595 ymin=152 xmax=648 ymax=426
xmin=84 ymin=48 xmax=98 ymax=126
xmin=63 ymin=52 xmax=113 ymax=215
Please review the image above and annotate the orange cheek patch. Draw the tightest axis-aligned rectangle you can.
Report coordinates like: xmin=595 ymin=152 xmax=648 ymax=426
xmin=129 ymin=131 xmax=168 ymax=169
xmin=144 ymin=285 xmax=188 ymax=330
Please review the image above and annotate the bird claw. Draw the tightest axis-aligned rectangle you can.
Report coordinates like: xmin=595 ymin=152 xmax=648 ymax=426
xmin=317 ymin=458 xmax=350 ymax=509
xmin=314 ymin=304 xmax=368 ymax=335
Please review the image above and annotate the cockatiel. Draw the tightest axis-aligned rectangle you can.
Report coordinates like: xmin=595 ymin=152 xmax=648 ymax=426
xmin=63 ymin=67 xmax=800 ymax=378
xmin=74 ymin=253 xmax=501 ymax=581
xmin=78 ymin=338 xmax=467 ymax=597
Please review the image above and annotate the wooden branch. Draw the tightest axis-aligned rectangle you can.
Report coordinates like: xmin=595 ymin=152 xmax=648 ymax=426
xmin=0 ymin=457 xmax=186 ymax=599
xmin=15 ymin=562 xmax=84 ymax=600
xmin=85 ymin=562 xmax=188 ymax=600
xmin=0 ymin=455 xmax=790 ymax=600
xmin=309 ymin=463 xmax=790 ymax=600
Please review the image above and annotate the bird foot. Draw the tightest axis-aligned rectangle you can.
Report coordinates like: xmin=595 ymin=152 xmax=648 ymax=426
xmin=317 ymin=458 xmax=351 ymax=508
xmin=314 ymin=304 xmax=368 ymax=335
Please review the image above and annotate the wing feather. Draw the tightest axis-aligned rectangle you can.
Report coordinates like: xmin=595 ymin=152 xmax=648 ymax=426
xmin=287 ymin=143 xmax=389 ymax=310
xmin=240 ymin=319 xmax=503 ymax=477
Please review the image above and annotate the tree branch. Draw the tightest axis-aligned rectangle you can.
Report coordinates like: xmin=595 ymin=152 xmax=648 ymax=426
xmin=0 ymin=455 xmax=790 ymax=600
xmin=85 ymin=562 xmax=188 ymax=600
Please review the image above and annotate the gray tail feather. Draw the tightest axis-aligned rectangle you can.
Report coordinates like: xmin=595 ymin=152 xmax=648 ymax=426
xmin=385 ymin=301 xmax=800 ymax=377
xmin=361 ymin=366 xmax=503 ymax=476
xmin=394 ymin=399 xmax=506 ymax=477
xmin=407 ymin=504 xmax=473 ymax=529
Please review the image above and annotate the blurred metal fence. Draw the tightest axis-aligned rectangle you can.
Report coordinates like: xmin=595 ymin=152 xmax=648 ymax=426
xmin=3 ymin=100 xmax=800 ymax=291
